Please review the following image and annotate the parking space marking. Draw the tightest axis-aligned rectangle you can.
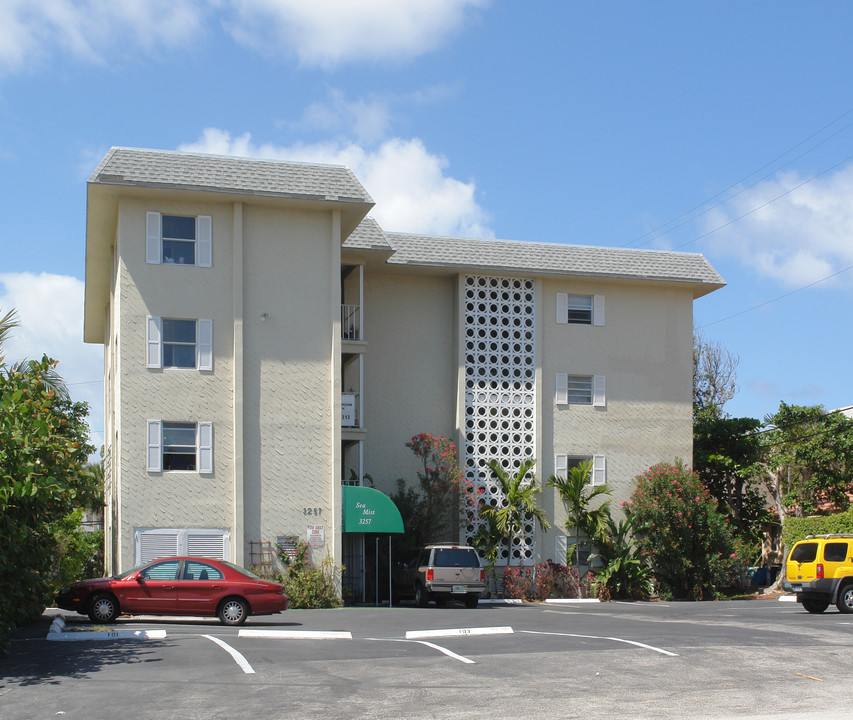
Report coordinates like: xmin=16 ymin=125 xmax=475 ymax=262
xmin=201 ymin=634 xmax=255 ymax=674
xmin=367 ymin=637 xmax=476 ymax=664
xmin=521 ymin=630 xmax=678 ymax=657
xmin=239 ymin=629 xmax=352 ymax=640
xmin=405 ymin=626 xmax=513 ymax=640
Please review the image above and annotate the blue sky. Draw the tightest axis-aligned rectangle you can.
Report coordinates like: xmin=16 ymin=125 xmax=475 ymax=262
xmin=2 ymin=1 xmax=852 ymax=456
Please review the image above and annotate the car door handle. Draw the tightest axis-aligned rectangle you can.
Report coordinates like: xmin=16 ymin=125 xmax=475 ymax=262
xmin=211 ymin=585 xmax=223 ymax=590
xmin=164 ymin=585 xmax=176 ymax=590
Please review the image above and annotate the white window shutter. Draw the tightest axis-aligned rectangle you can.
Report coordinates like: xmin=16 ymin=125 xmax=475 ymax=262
xmin=593 ymin=455 xmax=606 ymax=486
xmin=197 ymin=319 xmax=213 ymax=371
xmin=593 ymin=375 xmax=606 ymax=407
xmin=198 ymin=422 xmax=213 ymax=474
xmin=556 ymin=373 xmax=568 ymax=405
xmin=186 ymin=531 xmax=229 ymax=559
xmin=136 ymin=529 xmax=179 ymax=565
xmin=146 ymin=212 xmax=161 ymax=264
xmin=555 ymin=454 xmax=568 ymax=480
xmin=146 ymin=316 xmax=162 ymax=368
xmin=197 ymin=216 xmax=212 ymax=267
xmin=556 ymin=292 xmax=568 ymax=324
xmin=147 ymin=420 xmax=162 ymax=472
xmin=593 ymin=295 xmax=605 ymax=326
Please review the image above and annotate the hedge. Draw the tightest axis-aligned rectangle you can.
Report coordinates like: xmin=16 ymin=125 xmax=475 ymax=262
xmin=782 ymin=508 xmax=853 ymax=550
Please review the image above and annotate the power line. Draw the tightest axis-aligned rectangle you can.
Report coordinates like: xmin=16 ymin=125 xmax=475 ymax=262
xmin=624 ymin=107 xmax=853 ymax=249
xmin=698 ymin=263 xmax=853 ymax=329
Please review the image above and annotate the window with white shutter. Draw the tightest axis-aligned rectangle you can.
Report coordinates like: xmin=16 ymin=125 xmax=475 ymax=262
xmin=146 ymin=212 xmax=212 ymax=267
xmin=556 ymin=293 xmax=604 ymax=326
xmin=147 ymin=421 xmax=213 ymax=473
xmin=146 ymin=317 xmax=212 ymax=371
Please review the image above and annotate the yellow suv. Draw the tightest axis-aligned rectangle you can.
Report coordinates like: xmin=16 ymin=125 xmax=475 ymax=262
xmin=784 ymin=534 xmax=853 ymax=613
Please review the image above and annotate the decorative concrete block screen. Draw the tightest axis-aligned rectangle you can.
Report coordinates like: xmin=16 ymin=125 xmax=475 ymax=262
xmin=463 ymin=275 xmax=537 ymax=564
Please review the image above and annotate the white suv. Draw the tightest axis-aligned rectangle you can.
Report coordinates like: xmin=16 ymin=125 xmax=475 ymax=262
xmin=396 ymin=544 xmax=486 ymax=608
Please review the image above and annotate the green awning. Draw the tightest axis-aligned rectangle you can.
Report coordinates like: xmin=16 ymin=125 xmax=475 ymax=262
xmin=342 ymin=486 xmax=404 ymax=534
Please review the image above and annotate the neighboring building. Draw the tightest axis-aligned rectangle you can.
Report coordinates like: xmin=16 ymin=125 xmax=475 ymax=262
xmin=84 ymin=147 xmax=725 ymax=593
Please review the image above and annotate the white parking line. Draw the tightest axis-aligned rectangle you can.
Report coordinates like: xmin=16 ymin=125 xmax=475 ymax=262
xmin=405 ymin=626 xmax=514 ymax=640
xmin=521 ymin=629 xmax=678 ymax=657
xmin=366 ymin=637 xmax=476 ymax=664
xmin=201 ymin=634 xmax=255 ymax=674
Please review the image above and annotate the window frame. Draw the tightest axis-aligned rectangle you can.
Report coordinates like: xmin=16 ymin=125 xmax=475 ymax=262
xmin=556 ymin=293 xmax=604 ymax=326
xmin=146 ymin=211 xmax=212 ymax=267
xmin=146 ymin=420 xmax=213 ymax=474
xmin=555 ymin=373 xmax=606 ymax=407
xmin=146 ymin=316 xmax=213 ymax=371
xmin=554 ymin=454 xmax=607 ymax=486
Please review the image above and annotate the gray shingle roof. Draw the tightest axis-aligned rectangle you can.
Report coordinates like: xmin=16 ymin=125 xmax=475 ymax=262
xmin=371 ymin=228 xmax=724 ymax=290
xmin=343 ymin=217 xmax=394 ymax=251
xmin=90 ymin=146 xmax=374 ymax=204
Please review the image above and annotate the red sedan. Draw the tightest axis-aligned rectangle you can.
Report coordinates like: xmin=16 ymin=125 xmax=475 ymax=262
xmin=56 ymin=557 xmax=289 ymax=625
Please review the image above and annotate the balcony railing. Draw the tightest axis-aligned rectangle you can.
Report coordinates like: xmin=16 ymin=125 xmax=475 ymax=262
xmin=341 ymin=304 xmax=361 ymax=341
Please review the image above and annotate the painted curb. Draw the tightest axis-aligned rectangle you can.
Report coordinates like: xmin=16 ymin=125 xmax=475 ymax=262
xmin=239 ymin=629 xmax=352 ymax=640
xmin=406 ymin=626 xmax=514 ymax=640
xmin=778 ymin=595 xmax=797 ymax=602
xmin=46 ymin=614 xmax=167 ymax=641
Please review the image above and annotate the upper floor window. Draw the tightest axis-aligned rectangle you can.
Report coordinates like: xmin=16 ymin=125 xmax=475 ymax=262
xmin=556 ymin=293 xmax=604 ymax=326
xmin=556 ymin=373 xmax=605 ymax=407
xmin=147 ymin=420 xmax=213 ymax=473
xmin=146 ymin=211 xmax=212 ymax=267
xmin=146 ymin=316 xmax=213 ymax=371
xmin=555 ymin=454 xmax=607 ymax=486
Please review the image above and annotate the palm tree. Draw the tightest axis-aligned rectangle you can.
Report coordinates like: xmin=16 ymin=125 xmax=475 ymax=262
xmin=547 ymin=461 xmax=612 ymax=576
xmin=482 ymin=458 xmax=550 ymax=572
xmin=0 ymin=307 xmax=68 ymax=397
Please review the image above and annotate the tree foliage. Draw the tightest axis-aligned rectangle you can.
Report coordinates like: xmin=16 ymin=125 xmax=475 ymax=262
xmin=0 ymin=355 xmax=96 ymax=650
xmin=482 ymin=458 xmax=550 ymax=570
xmin=627 ymin=460 xmax=738 ymax=600
xmin=693 ymin=330 xmax=739 ymax=420
xmin=693 ymin=412 xmax=769 ymax=550
xmin=546 ymin=460 xmax=611 ymax=571
xmin=761 ymin=402 xmax=853 ymax=520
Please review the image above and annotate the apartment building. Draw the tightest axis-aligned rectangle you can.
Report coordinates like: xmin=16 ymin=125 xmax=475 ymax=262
xmin=84 ymin=147 xmax=724 ymax=588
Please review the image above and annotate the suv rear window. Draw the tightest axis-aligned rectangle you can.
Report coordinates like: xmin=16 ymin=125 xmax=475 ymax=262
xmin=824 ymin=542 xmax=849 ymax=562
xmin=433 ymin=548 xmax=479 ymax=567
xmin=790 ymin=543 xmax=818 ymax=563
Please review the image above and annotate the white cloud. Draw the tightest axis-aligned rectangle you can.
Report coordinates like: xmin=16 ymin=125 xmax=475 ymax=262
xmin=297 ymin=89 xmax=392 ymax=143
xmin=179 ymin=129 xmax=493 ymax=238
xmin=224 ymin=0 xmax=488 ymax=68
xmin=0 ymin=0 xmax=207 ymax=74
xmin=0 ymin=0 xmax=487 ymax=74
xmin=0 ymin=273 xmax=104 ymax=455
xmin=706 ymin=164 xmax=853 ymax=288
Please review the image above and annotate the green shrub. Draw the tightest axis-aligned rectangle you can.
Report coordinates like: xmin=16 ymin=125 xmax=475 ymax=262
xmin=276 ymin=541 xmax=342 ymax=609
xmin=782 ymin=508 xmax=853 ymax=550
xmin=627 ymin=460 xmax=739 ymax=600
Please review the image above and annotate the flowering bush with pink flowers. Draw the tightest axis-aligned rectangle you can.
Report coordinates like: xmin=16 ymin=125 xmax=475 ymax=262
xmin=626 ymin=460 xmax=739 ymax=600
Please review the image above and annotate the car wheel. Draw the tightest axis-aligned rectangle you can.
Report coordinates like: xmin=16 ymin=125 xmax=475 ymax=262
xmin=88 ymin=593 xmax=119 ymax=623
xmin=415 ymin=583 xmax=428 ymax=608
xmin=219 ymin=597 xmax=249 ymax=625
xmin=801 ymin=597 xmax=829 ymax=614
xmin=464 ymin=594 xmax=479 ymax=609
xmin=836 ymin=584 xmax=853 ymax=614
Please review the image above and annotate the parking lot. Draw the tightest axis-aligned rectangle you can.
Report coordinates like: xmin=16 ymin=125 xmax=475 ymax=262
xmin=3 ymin=598 xmax=853 ymax=719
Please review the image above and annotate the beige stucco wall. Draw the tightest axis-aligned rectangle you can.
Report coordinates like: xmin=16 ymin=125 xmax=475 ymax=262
xmin=112 ymin=198 xmax=340 ymax=570
xmin=113 ymin=198 xmax=236 ymax=569
xmin=361 ymin=272 xmax=458 ymax=495
xmin=240 ymin=205 xmax=337 ymax=555
xmin=538 ymin=277 xmax=694 ymax=561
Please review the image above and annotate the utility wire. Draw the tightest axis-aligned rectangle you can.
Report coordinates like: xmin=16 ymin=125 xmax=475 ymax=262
xmin=624 ymin=107 xmax=853 ymax=249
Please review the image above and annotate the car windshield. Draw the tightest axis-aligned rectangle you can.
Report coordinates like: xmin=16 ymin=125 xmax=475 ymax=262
xmin=433 ymin=548 xmax=479 ymax=567
xmin=790 ymin=543 xmax=818 ymax=563
xmin=113 ymin=563 xmax=150 ymax=580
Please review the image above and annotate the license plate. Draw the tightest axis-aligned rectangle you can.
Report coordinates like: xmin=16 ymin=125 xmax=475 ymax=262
xmin=791 ymin=584 xmax=802 ymax=592
xmin=451 ymin=585 xmax=465 ymax=594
